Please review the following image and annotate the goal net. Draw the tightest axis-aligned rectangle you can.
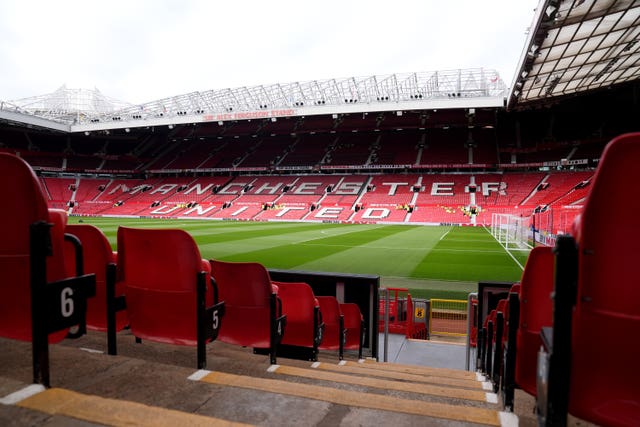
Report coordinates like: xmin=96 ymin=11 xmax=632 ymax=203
xmin=490 ymin=213 xmax=532 ymax=251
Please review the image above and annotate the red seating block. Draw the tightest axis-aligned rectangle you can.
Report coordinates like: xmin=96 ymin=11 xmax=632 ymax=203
xmin=113 ymin=227 xmax=223 ymax=370
xmin=567 ymin=133 xmax=640 ymax=425
xmin=65 ymin=224 xmax=127 ymax=332
xmin=0 ymin=153 xmax=97 ymax=386
xmin=340 ymin=303 xmax=365 ymax=359
xmin=209 ymin=260 xmax=286 ymax=364
xmin=273 ymin=281 xmax=323 ymax=360
xmin=0 ymin=154 xmax=68 ymax=343
xmin=317 ymin=296 xmax=345 ymax=359
xmin=516 ymin=246 xmax=554 ymax=396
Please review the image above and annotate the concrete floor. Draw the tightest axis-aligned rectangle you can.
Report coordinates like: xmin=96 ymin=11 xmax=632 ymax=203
xmin=379 ymin=333 xmax=468 ymax=370
xmin=0 ymin=331 xmax=596 ymax=426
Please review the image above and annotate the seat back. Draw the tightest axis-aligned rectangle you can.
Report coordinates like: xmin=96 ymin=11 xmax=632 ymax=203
xmin=568 ymin=133 xmax=640 ymax=425
xmin=274 ymin=281 xmax=319 ymax=348
xmin=65 ymin=224 xmax=126 ymax=332
xmin=340 ymin=303 xmax=364 ymax=351
xmin=117 ymin=227 xmax=205 ymax=345
xmin=317 ymin=296 xmax=344 ymax=352
xmin=0 ymin=153 xmax=68 ymax=342
xmin=515 ymin=245 xmax=554 ymax=396
xmin=210 ymin=260 xmax=275 ymax=348
xmin=47 ymin=209 xmax=70 ymax=282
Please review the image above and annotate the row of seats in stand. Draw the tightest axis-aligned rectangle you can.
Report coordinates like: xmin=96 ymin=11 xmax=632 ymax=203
xmin=537 ymin=132 xmax=640 ymax=426
xmin=475 ymin=133 xmax=640 ymax=426
xmin=56 ymin=223 xmax=365 ymax=367
xmin=0 ymin=154 xmax=362 ymax=386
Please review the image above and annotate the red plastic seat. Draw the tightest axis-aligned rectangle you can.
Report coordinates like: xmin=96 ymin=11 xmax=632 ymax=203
xmin=65 ymin=224 xmax=127 ymax=332
xmin=0 ymin=154 xmax=68 ymax=343
xmin=114 ymin=227 xmax=223 ymax=368
xmin=317 ymin=296 xmax=345 ymax=359
xmin=273 ymin=281 xmax=323 ymax=360
xmin=209 ymin=260 xmax=286 ymax=364
xmin=515 ymin=245 xmax=554 ymax=396
xmin=502 ymin=282 xmax=522 ymax=409
xmin=567 ymin=133 xmax=640 ymax=425
xmin=340 ymin=303 xmax=365 ymax=359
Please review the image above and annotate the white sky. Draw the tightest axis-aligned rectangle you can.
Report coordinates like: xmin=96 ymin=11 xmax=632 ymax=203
xmin=0 ymin=0 xmax=540 ymax=104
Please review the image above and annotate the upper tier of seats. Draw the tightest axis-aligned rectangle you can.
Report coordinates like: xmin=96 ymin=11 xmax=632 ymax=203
xmin=0 ymin=107 xmax=611 ymax=174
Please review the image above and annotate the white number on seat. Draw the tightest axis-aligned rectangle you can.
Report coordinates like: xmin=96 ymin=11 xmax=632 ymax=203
xmin=212 ymin=309 xmax=219 ymax=330
xmin=61 ymin=287 xmax=74 ymax=317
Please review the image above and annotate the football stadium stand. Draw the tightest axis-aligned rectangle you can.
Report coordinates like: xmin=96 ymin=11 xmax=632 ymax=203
xmin=1 ymin=2 xmax=640 ymax=423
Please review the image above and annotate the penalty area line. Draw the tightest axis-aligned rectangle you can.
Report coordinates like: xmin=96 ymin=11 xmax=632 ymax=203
xmin=439 ymin=226 xmax=453 ymax=241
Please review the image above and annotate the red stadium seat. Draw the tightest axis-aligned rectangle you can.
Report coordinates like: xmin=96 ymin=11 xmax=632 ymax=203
xmin=0 ymin=153 xmax=96 ymax=386
xmin=480 ymin=308 xmax=496 ymax=375
xmin=502 ymin=283 xmax=521 ymax=410
xmin=316 ymin=296 xmax=345 ymax=360
xmin=47 ymin=209 xmax=71 ymax=284
xmin=209 ymin=260 xmax=286 ymax=364
xmin=515 ymin=246 xmax=554 ymax=396
xmin=65 ymin=224 xmax=127 ymax=332
xmin=273 ymin=281 xmax=323 ymax=361
xmin=0 ymin=155 xmax=69 ymax=342
xmin=340 ymin=303 xmax=365 ymax=359
xmin=112 ymin=227 xmax=223 ymax=369
xmin=491 ymin=298 xmax=508 ymax=391
xmin=538 ymin=133 xmax=640 ymax=426
xmin=559 ymin=133 xmax=640 ymax=425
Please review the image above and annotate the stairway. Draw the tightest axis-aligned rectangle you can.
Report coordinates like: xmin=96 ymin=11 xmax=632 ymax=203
xmin=0 ymin=331 xmax=518 ymax=426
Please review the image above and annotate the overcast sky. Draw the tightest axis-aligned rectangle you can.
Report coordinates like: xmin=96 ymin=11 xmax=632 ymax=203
xmin=0 ymin=0 xmax=540 ymax=104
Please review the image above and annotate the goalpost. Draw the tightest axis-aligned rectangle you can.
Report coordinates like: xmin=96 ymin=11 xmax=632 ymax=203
xmin=490 ymin=213 xmax=532 ymax=251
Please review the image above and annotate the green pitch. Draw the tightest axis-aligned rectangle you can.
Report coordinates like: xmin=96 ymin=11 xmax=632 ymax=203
xmin=69 ymin=217 xmax=528 ymax=300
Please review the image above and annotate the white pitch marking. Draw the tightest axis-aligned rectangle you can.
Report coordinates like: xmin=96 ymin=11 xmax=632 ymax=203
xmin=439 ymin=227 xmax=452 ymax=241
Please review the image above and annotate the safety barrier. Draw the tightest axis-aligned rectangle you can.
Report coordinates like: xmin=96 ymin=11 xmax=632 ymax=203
xmin=429 ymin=299 xmax=468 ymax=336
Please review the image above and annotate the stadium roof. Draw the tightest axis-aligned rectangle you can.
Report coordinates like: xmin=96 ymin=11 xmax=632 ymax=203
xmin=1 ymin=69 xmax=506 ymax=133
xmin=508 ymin=0 xmax=640 ymax=108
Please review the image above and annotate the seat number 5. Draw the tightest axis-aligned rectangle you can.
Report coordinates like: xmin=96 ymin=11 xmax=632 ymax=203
xmin=212 ymin=309 xmax=220 ymax=330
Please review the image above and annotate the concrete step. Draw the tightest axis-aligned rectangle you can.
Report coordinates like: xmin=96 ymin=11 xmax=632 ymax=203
xmin=0 ymin=333 xmax=518 ymax=426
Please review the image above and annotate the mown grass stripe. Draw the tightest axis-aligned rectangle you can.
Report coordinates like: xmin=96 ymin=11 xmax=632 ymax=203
xmin=67 ymin=218 xmax=526 ymax=287
xmin=410 ymin=227 xmax=523 ymax=282
xmin=217 ymin=225 xmax=413 ymax=269
xmin=296 ymin=225 xmax=443 ymax=277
